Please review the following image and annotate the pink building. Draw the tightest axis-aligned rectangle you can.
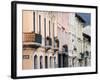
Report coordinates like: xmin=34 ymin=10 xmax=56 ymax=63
xmin=57 ymin=12 xmax=70 ymax=67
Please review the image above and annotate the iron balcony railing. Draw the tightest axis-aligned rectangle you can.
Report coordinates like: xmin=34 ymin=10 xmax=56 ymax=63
xmin=45 ymin=36 xmax=52 ymax=50
xmin=23 ymin=32 xmax=42 ymax=44
xmin=54 ymin=37 xmax=59 ymax=46
xmin=45 ymin=36 xmax=52 ymax=46
xmin=80 ymin=52 xmax=85 ymax=59
xmin=53 ymin=37 xmax=59 ymax=51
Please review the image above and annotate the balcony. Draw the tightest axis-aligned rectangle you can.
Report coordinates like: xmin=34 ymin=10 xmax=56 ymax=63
xmin=23 ymin=32 xmax=42 ymax=48
xmin=78 ymin=52 xmax=84 ymax=60
xmin=45 ymin=36 xmax=52 ymax=51
xmin=85 ymin=51 xmax=89 ymax=56
xmin=84 ymin=51 xmax=89 ymax=58
xmin=73 ymin=46 xmax=77 ymax=51
xmin=54 ymin=37 xmax=59 ymax=52
xmin=63 ymin=45 xmax=68 ymax=52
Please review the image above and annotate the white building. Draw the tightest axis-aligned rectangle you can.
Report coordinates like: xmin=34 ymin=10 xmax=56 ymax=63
xmin=83 ymin=25 xmax=91 ymax=66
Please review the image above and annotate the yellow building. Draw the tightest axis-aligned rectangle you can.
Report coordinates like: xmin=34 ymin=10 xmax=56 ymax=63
xmin=22 ymin=11 xmax=59 ymax=69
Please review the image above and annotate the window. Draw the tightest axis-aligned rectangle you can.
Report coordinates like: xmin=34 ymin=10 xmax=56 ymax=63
xmin=44 ymin=18 xmax=46 ymax=45
xmin=53 ymin=23 xmax=55 ymax=37
xmin=72 ymin=58 xmax=75 ymax=66
xmin=45 ymin=56 xmax=48 ymax=68
xmin=50 ymin=56 xmax=52 ymax=68
xmin=33 ymin=12 xmax=35 ymax=32
xmin=40 ymin=56 xmax=43 ymax=69
xmin=39 ymin=15 xmax=41 ymax=34
xmin=34 ymin=55 xmax=37 ymax=69
xmin=62 ymin=45 xmax=68 ymax=52
xmin=49 ymin=20 xmax=50 ymax=37
xmin=57 ymin=27 xmax=61 ymax=39
xmin=54 ymin=57 xmax=56 ymax=68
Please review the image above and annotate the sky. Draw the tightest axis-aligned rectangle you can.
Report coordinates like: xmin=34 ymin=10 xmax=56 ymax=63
xmin=77 ymin=13 xmax=91 ymax=26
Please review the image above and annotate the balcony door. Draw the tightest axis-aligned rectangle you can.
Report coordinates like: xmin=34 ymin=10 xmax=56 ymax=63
xmin=63 ymin=45 xmax=68 ymax=67
xmin=40 ymin=56 xmax=43 ymax=69
xmin=45 ymin=56 xmax=48 ymax=68
xmin=34 ymin=55 xmax=38 ymax=69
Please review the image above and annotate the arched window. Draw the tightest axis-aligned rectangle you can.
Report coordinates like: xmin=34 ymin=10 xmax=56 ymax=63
xmin=40 ymin=56 xmax=43 ymax=69
xmin=45 ymin=56 xmax=48 ymax=68
xmin=34 ymin=55 xmax=38 ymax=69
xmin=50 ymin=56 xmax=52 ymax=68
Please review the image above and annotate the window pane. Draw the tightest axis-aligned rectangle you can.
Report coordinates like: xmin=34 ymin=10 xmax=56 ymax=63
xmin=33 ymin=12 xmax=35 ymax=32
xmin=40 ymin=56 xmax=43 ymax=69
xmin=49 ymin=20 xmax=50 ymax=37
xmin=50 ymin=56 xmax=52 ymax=68
xmin=54 ymin=57 xmax=56 ymax=68
xmin=39 ymin=15 xmax=41 ymax=34
xmin=45 ymin=56 xmax=48 ymax=68
xmin=44 ymin=18 xmax=46 ymax=45
xmin=34 ymin=55 xmax=37 ymax=69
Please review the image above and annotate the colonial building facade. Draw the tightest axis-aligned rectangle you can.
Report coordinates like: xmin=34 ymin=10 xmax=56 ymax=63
xmin=22 ymin=11 xmax=59 ymax=69
xmin=22 ymin=10 xmax=91 ymax=69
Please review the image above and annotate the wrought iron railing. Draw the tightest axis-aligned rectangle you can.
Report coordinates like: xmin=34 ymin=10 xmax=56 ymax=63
xmin=23 ymin=32 xmax=42 ymax=43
